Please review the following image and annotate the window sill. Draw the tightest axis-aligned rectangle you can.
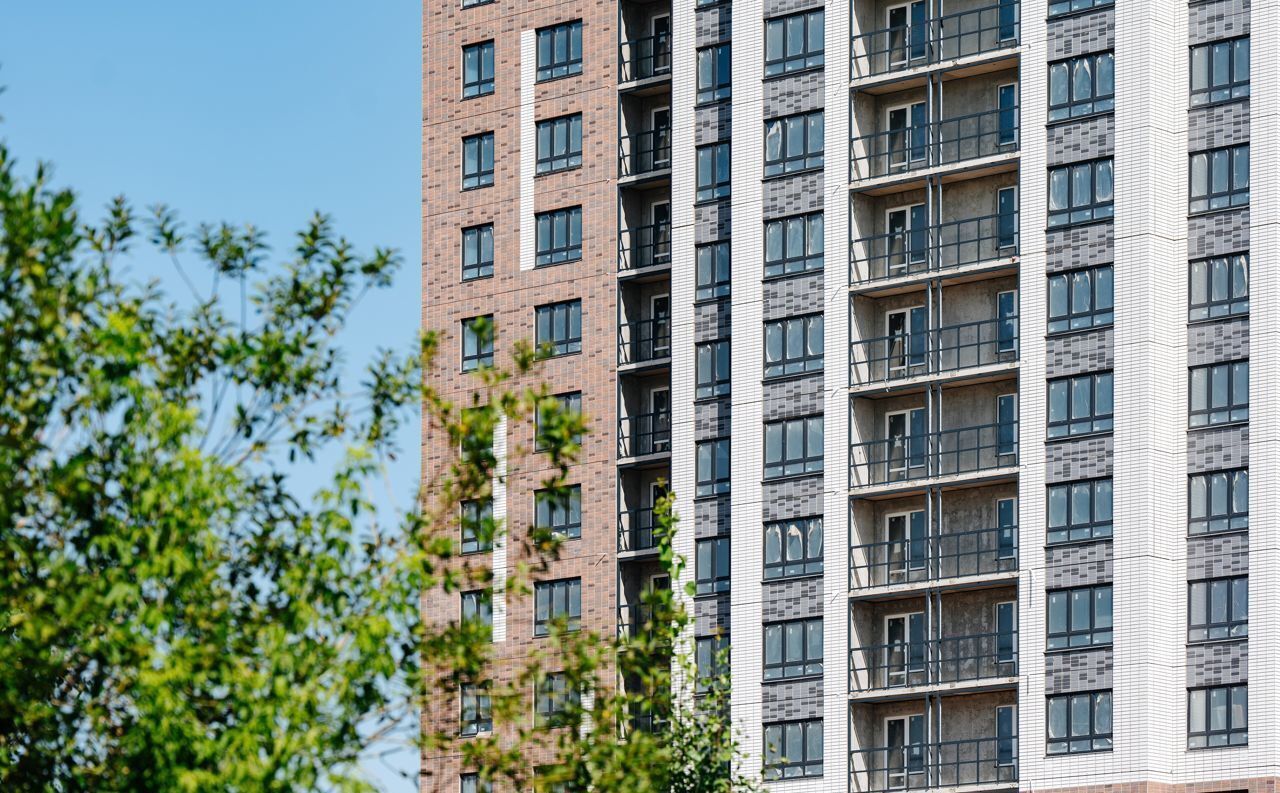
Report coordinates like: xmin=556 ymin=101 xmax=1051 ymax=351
xmin=762 ymin=470 xmax=825 ymax=486
xmin=693 ymin=589 xmax=731 ymax=600
xmin=693 ymin=393 xmax=731 ymax=406
xmin=1044 ymin=321 xmax=1113 ymax=340
xmin=461 ymin=272 xmax=495 ymax=283
xmin=762 ymin=673 xmax=824 ymax=685
xmin=1046 ymin=747 xmax=1113 ymax=758
xmin=1188 ymin=204 xmax=1250 ymax=220
xmin=535 ymin=69 xmax=583 ymax=86
xmin=693 ymin=294 xmax=731 ymax=307
xmin=461 ymin=182 xmax=495 ymax=193
xmin=695 ymin=97 xmax=733 ymax=111
xmin=1044 ymin=535 xmax=1113 ymax=550
xmin=537 ymin=349 xmax=583 ymax=361
xmin=762 ymin=265 xmax=824 ymax=283
xmin=1045 ymin=216 xmax=1112 ymax=234
xmin=1186 ymin=742 xmax=1248 ymax=751
xmin=1187 ymin=312 xmax=1249 ymax=327
xmin=762 ymin=64 xmax=826 ymax=82
xmin=1045 ymin=3 xmax=1113 ymax=22
xmin=695 ymin=195 xmax=732 ymax=207
xmin=1045 ymin=108 xmax=1114 ymax=128
xmin=533 ymin=256 xmax=583 ymax=270
xmin=693 ymin=491 xmax=731 ymax=503
xmin=763 ymin=570 xmax=825 ymax=585
xmin=762 ymin=165 xmax=824 ymax=183
xmin=1188 ymin=419 xmax=1249 ymax=432
xmin=1186 ymin=526 xmax=1249 ymax=540
xmin=462 ymin=90 xmax=494 ymax=101
xmin=535 ymin=163 xmax=584 ymax=178
xmin=762 ymin=369 xmax=824 ymax=385
xmin=1044 ymin=643 xmax=1113 ymax=655
xmin=1189 ymin=94 xmax=1250 ymax=111
xmin=1045 ymin=429 xmax=1112 ymax=443
xmin=1186 ymin=635 xmax=1248 ymax=648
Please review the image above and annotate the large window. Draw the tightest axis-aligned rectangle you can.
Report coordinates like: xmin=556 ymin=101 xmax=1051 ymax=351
xmin=462 ymin=132 xmax=495 ymax=189
xmin=696 ymin=439 xmax=731 ymax=497
xmin=764 ymin=112 xmax=824 ymax=177
xmin=535 ymin=115 xmax=583 ymax=174
xmin=535 ymin=672 xmax=580 ymax=727
xmin=764 ymin=415 xmax=824 ymax=479
xmin=764 ymin=9 xmax=825 ymax=77
xmin=462 ymin=590 xmax=492 ymax=640
xmin=1189 ymin=468 xmax=1248 ymax=535
xmin=1191 ymin=37 xmax=1250 ymax=107
xmin=1047 ymin=691 xmax=1112 ymax=754
xmin=535 ymin=392 xmax=582 ymax=450
xmin=1190 ymin=254 xmax=1249 ymax=321
xmin=534 ymin=578 xmax=582 ymax=636
xmin=536 ymin=21 xmax=582 ymax=81
xmin=462 ymin=40 xmax=495 ymax=98
xmin=696 ymin=340 xmax=731 ymax=399
xmin=1190 ymin=145 xmax=1249 ymax=214
xmin=1189 ymin=576 xmax=1248 ymax=642
xmin=764 ymin=516 xmax=824 ymax=579
xmin=765 ymin=212 xmax=824 ymax=278
xmin=695 ymin=536 xmax=731 ymax=594
xmin=535 ymin=300 xmax=582 ymax=356
xmin=1048 ymin=52 xmax=1114 ymax=121
xmin=764 ymin=314 xmax=824 ymax=378
xmin=1189 ymin=685 xmax=1248 ymax=748
xmin=535 ymin=485 xmax=582 ymax=540
xmin=763 ymin=720 xmax=824 ymax=780
xmin=1047 ymin=372 xmax=1113 ymax=438
xmin=461 ymin=498 xmax=493 ymax=554
xmin=462 ymin=224 xmax=494 ymax=281
xmin=696 ymin=241 xmax=731 ymax=300
xmin=697 ymin=44 xmax=731 ymax=104
xmin=1048 ymin=0 xmax=1112 ymax=17
xmin=696 ymin=634 xmax=730 ymax=692
xmin=461 ymin=315 xmax=494 ymax=372
xmin=696 ymin=143 xmax=731 ymax=202
xmin=1048 ymin=265 xmax=1113 ymax=334
xmin=1047 ymin=478 xmax=1113 ymax=545
xmin=763 ymin=617 xmax=823 ymax=680
xmin=1047 ymin=584 xmax=1112 ymax=649
xmin=1189 ymin=360 xmax=1249 ymax=427
xmin=1048 ymin=159 xmax=1113 ymax=228
xmin=535 ymin=206 xmax=583 ymax=266
xmin=460 ymin=682 xmax=492 ymax=736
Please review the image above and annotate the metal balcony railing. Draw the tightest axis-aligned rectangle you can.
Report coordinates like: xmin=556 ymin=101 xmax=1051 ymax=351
xmin=620 ymin=32 xmax=672 ymax=82
xmin=618 ymin=221 xmax=672 ymax=273
xmin=850 ymin=210 xmax=1019 ymax=286
xmin=850 ymin=737 xmax=1018 ymax=793
xmin=619 ymin=410 xmax=672 ymax=459
xmin=849 ymin=630 xmax=1019 ymax=693
xmin=848 ymin=420 xmax=1018 ymax=489
xmin=849 ymin=525 xmax=1018 ymax=590
xmin=618 ymin=603 xmax=657 ymax=639
xmin=619 ymin=507 xmax=660 ymax=552
xmin=851 ymin=1 xmax=1021 ymax=80
xmin=850 ymin=316 xmax=1018 ymax=386
xmin=618 ymin=317 xmax=671 ymax=365
xmin=619 ymin=127 xmax=672 ymax=177
xmin=850 ymin=106 xmax=1019 ymax=183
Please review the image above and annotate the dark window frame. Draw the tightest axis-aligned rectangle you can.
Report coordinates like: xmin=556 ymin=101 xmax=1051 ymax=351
xmin=764 ymin=111 xmax=825 ymax=178
xmin=460 ymin=682 xmax=493 ymax=736
xmin=535 ymin=391 xmax=583 ymax=451
xmin=764 ymin=313 xmax=824 ymax=379
xmin=1189 ymin=684 xmax=1248 ymax=748
xmin=536 ymin=21 xmax=583 ymax=82
xmin=1191 ymin=36 xmax=1250 ymax=107
xmin=1048 ymin=158 xmax=1113 ymax=228
xmin=1048 ymin=265 xmax=1113 ymax=334
xmin=763 ymin=516 xmax=824 ymax=579
xmin=1048 ymin=0 xmax=1112 ymax=18
xmin=461 ymin=498 xmax=494 ymax=554
xmin=764 ymin=212 xmax=824 ymax=278
xmin=764 ymin=9 xmax=825 ymax=77
xmin=461 ymin=315 xmax=495 ymax=372
xmin=1047 ymin=371 xmax=1114 ymax=438
xmin=535 ymin=114 xmax=583 ymax=174
xmin=696 ymin=142 xmax=731 ymax=202
xmin=1189 ymin=253 xmax=1249 ymax=321
xmin=763 ymin=415 xmax=824 ymax=479
xmin=461 ymin=224 xmax=495 ymax=281
xmin=462 ymin=589 xmax=493 ymax=640
xmin=1047 ymin=690 xmax=1112 ymax=754
xmin=535 ymin=672 xmax=581 ymax=727
xmin=1048 ymin=51 xmax=1115 ymax=122
xmin=1188 ymin=575 xmax=1248 ymax=642
xmin=534 ymin=578 xmax=582 ymax=636
xmin=462 ymin=132 xmax=495 ymax=190
xmin=696 ymin=438 xmax=731 ymax=497
xmin=763 ymin=617 xmax=823 ymax=680
xmin=695 ymin=536 xmax=731 ymax=594
xmin=1047 ymin=478 xmax=1113 ymax=545
xmin=763 ymin=719 xmax=824 ymax=780
xmin=535 ymin=206 xmax=583 ymax=267
xmin=535 ymin=300 xmax=583 ymax=356
xmin=462 ymin=40 xmax=495 ymax=98
xmin=695 ymin=634 xmax=731 ymax=693
xmin=696 ymin=241 xmax=731 ymax=300
xmin=1189 ymin=144 xmax=1250 ymax=214
xmin=1046 ymin=583 xmax=1113 ymax=650
xmin=1189 ymin=468 xmax=1249 ymax=535
xmin=696 ymin=43 xmax=732 ymax=105
xmin=696 ymin=339 xmax=731 ymax=399
xmin=460 ymin=774 xmax=491 ymax=793
xmin=535 ymin=484 xmax=582 ymax=540
xmin=1189 ymin=359 xmax=1249 ymax=427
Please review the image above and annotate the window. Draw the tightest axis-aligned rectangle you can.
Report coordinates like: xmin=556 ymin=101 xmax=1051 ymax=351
xmin=1048 ymin=265 xmax=1113 ymax=333
xmin=536 ymin=300 xmax=582 ymax=356
xmin=1048 ymin=52 xmax=1114 ymax=122
xmin=1189 ymin=468 xmax=1248 ymax=534
xmin=998 ymin=84 xmax=1018 ymax=145
xmin=1047 ymin=479 xmax=1113 ymax=544
xmin=461 ymin=0 xmax=492 ymax=8
xmin=461 ymin=498 xmax=494 ymax=554
xmin=536 ymin=21 xmax=582 ymax=81
xmin=765 ymin=212 xmax=824 ymax=278
xmin=1191 ymin=145 xmax=1249 ymax=213
xmin=460 ymin=682 xmax=492 ymax=736
xmin=462 ymin=316 xmax=494 ymax=372
xmin=998 ymin=186 xmax=1018 ymax=249
xmin=764 ymin=314 xmax=824 ymax=378
xmin=697 ymin=44 xmax=731 ymax=104
xmin=997 ymin=291 xmax=1017 ymax=353
xmin=1047 ymin=691 xmax=1112 ymax=754
xmin=764 ymin=111 xmax=824 ymax=177
xmin=459 ymin=406 xmax=495 ymax=466
xmin=1191 ymin=37 xmax=1250 ymax=107
xmin=1048 ymin=0 xmax=1112 ymax=17
xmin=535 ymin=672 xmax=580 ymax=726
xmin=1189 ymin=576 xmax=1248 ymax=642
xmin=696 ymin=340 xmax=731 ymax=398
xmin=1190 ymin=254 xmax=1249 ymax=321
xmin=1048 ymin=159 xmax=1113 ymax=227
xmin=535 ymin=206 xmax=583 ymax=266
xmin=535 ymin=392 xmax=582 ymax=451
xmin=763 ymin=719 xmax=823 ymax=780
xmin=764 ymin=416 xmax=823 ymax=479
xmin=1189 ymin=360 xmax=1249 ymax=427
xmin=462 ymin=41 xmax=495 ymax=98
xmin=763 ymin=617 xmax=823 ymax=680
xmin=534 ymin=578 xmax=581 ymax=636
xmin=696 ymin=439 xmax=731 ymax=496
xmin=535 ymin=485 xmax=582 ymax=540
xmin=462 ymin=590 xmax=492 ymax=639
xmin=461 ymin=224 xmax=494 ymax=280
xmin=462 ymin=133 xmax=495 ymax=189
xmin=696 ymin=241 xmax=730 ymax=300
xmin=764 ymin=9 xmax=824 ymax=77
xmin=696 ymin=143 xmax=731 ymax=202
xmin=696 ymin=634 xmax=730 ymax=692
xmin=460 ymin=774 xmax=491 ymax=793
xmin=1189 ymin=685 xmax=1247 ymax=748
xmin=536 ymin=115 xmax=583 ymax=174
xmin=1047 ymin=584 xmax=1112 ymax=649
xmin=1047 ymin=372 xmax=1113 ymax=438
xmin=764 ymin=516 xmax=824 ymax=579
xmin=695 ymin=537 xmax=731 ymax=594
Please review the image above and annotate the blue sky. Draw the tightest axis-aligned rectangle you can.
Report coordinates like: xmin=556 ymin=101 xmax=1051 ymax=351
xmin=1 ymin=2 xmax=421 ymax=789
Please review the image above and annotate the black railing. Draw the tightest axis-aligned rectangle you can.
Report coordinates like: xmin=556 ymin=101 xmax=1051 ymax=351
xmin=619 ymin=507 xmax=660 ymax=552
xmin=851 ymin=316 xmax=1018 ymax=386
xmin=619 ymin=410 xmax=672 ymax=459
xmin=850 ymin=210 xmax=1019 ymax=285
xmin=618 ymin=603 xmax=657 ymax=638
xmin=850 ymin=106 xmax=1019 ymax=182
xmin=851 ymin=2 xmax=1021 ymax=79
xmin=849 ymin=525 xmax=1018 ymax=590
xmin=850 ymin=737 xmax=1018 ymax=793
xmin=619 ymin=127 xmax=672 ymax=177
xmin=620 ymin=32 xmax=672 ymax=82
xmin=849 ymin=630 xmax=1019 ymax=693
xmin=618 ymin=317 xmax=672 ymax=365
xmin=618 ymin=221 xmax=672 ymax=273
xmin=849 ymin=420 xmax=1018 ymax=489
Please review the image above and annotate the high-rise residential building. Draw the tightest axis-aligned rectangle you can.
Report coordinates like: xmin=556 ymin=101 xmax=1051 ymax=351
xmin=422 ymin=0 xmax=1280 ymax=787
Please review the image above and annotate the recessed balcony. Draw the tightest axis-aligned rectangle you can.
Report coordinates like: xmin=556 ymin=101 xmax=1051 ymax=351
xmin=618 ymin=220 xmax=671 ymax=277
xmin=848 ymin=420 xmax=1018 ymax=493
xmin=849 ymin=629 xmax=1018 ymax=698
xmin=849 ymin=524 xmax=1017 ymax=593
xmin=849 ymin=210 xmax=1018 ymax=291
xmin=850 ymin=106 xmax=1019 ymax=192
xmin=850 ymin=315 xmax=1018 ymax=392
xmin=849 ymin=737 xmax=1017 ymax=793
xmin=618 ymin=507 xmax=661 ymax=555
xmin=619 ymin=126 xmax=672 ymax=184
xmin=618 ymin=409 xmax=671 ymax=464
xmin=618 ymin=316 xmax=671 ymax=369
xmin=619 ymin=32 xmax=671 ymax=90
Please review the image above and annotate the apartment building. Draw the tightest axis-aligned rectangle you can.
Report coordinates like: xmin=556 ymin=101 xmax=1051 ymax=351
xmin=421 ymin=0 xmax=1280 ymax=787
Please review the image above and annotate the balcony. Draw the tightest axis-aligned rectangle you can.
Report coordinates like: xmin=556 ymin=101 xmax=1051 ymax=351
xmin=618 ymin=317 xmax=671 ymax=367
xmin=849 ymin=629 xmax=1018 ymax=695
xmin=619 ymin=127 xmax=672 ymax=181
xmin=850 ymin=738 xmax=1017 ymax=793
xmin=850 ymin=210 xmax=1018 ymax=288
xmin=849 ymin=525 xmax=1017 ymax=592
xmin=618 ymin=603 xmax=658 ymax=639
xmin=850 ymin=107 xmax=1019 ymax=189
xmin=618 ymin=410 xmax=671 ymax=461
xmin=619 ymin=507 xmax=660 ymax=553
xmin=848 ymin=420 xmax=1018 ymax=491
xmin=619 ymin=32 xmax=671 ymax=86
xmin=850 ymin=316 xmax=1018 ymax=390
xmin=618 ymin=221 xmax=672 ymax=274
xmin=851 ymin=2 xmax=1021 ymax=87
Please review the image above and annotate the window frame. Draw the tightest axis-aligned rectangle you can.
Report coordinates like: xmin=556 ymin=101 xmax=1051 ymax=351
xmin=763 ymin=617 xmax=824 ymax=680
xmin=1188 ymin=575 xmax=1248 ymax=643
xmin=696 ymin=142 xmax=731 ymax=202
xmin=1046 ymin=478 xmax=1113 ymax=545
xmin=461 ymin=224 xmax=495 ymax=281
xmin=696 ymin=438 xmax=731 ymax=497
xmin=696 ymin=241 xmax=731 ymax=301
xmin=764 ymin=313 xmax=824 ymax=379
xmin=764 ymin=9 xmax=825 ymax=77
xmin=535 ymin=21 xmax=583 ymax=82
xmin=695 ymin=634 xmax=731 ymax=693
xmin=1047 ymin=158 xmax=1114 ymax=228
xmin=1189 ymin=144 xmax=1250 ymax=214
xmin=1188 ymin=684 xmax=1248 ymax=748
xmin=1047 ymin=690 xmax=1112 ymax=754
xmin=763 ymin=415 xmax=824 ymax=479
xmin=1046 ymin=583 xmax=1113 ymax=650
xmin=696 ymin=339 xmax=731 ymax=399
xmin=763 ymin=719 xmax=824 ymax=780
xmin=1188 ymin=359 xmax=1249 ymax=427
xmin=1189 ymin=253 xmax=1249 ymax=321
xmin=1189 ymin=468 xmax=1249 ymax=535
xmin=696 ymin=43 xmax=732 ymax=105
xmin=764 ymin=211 xmax=824 ymax=278
xmin=461 ymin=315 xmax=495 ymax=372
xmin=763 ymin=516 xmax=824 ymax=579
xmin=1048 ymin=0 xmax=1112 ymax=18
xmin=461 ymin=132 xmax=495 ymax=190
xmin=535 ymin=392 xmax=583 ymax=451
xmin=460 ymin=682 xmax=493 ymax=736
xmin=460 ymin=774 xmax=491 ymax=793
xmin=535 ymin=114 xmax=583 ymax=175
xmin=535 ymin=671 xmax=580 ymax=727
xmin=462 ymin=40 xmax=496 ymax=98
xmin=535 ymin=300 xmax=583 ymax=357
xmin=533 ymin=578 xmax=582 ymax=636
xmin=535 ymin=484 xmax=583 ymax=540
xmin=1190 ymin=36 xmax=1250 ymax=107
xmin=1048 ymin=264 xmax=1113 ymax=334
xmin=1047 ymin=371 xmax=1114 ymax=439
xmin=764 ymin=111 xmax=825 ymax=177
xmin=461 ymin=498 xmax=494 ymax=554
xmin=461 ymin=589 xmax=493 ymax=640
xmin=695 ymin=536 xmax=732 ymax=594
xmin=534 ymin=206 xmax=583 ymax=267
xmin=1048 ymin=51 xmax=1115 ymax=122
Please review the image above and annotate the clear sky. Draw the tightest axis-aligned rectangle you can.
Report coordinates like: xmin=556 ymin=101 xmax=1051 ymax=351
xmin=0 ymin=2 xmax=421 ymax=789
